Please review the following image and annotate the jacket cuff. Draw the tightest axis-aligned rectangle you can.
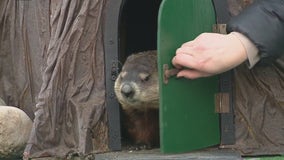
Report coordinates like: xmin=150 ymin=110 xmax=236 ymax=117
xmin=231 ymin=32 xmax=260 ymax=68
xmin=226 ymin=0 xmax=284 ymax=59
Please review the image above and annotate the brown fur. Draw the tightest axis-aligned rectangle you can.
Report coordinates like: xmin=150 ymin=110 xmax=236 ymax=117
xmin=114 ymin=50 xmax=159 ymax=149
xmin=122 ymin=108 xmax=159 ymax=148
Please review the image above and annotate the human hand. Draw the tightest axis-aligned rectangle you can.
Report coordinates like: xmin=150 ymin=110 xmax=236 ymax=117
xmin=172 ymin=32 xmax=248 ymax=79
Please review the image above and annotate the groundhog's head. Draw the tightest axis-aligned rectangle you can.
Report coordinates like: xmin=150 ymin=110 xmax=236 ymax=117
xmin=114 ymin=50 xmax=159 ymax=110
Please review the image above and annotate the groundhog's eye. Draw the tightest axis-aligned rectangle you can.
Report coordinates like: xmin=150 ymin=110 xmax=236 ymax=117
xmin=139 ymin=73 xmax=150 ymax=82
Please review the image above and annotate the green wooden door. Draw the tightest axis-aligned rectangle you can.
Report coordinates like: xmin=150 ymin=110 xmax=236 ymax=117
xmin=158 ymin=0 xmax=220 ymax=153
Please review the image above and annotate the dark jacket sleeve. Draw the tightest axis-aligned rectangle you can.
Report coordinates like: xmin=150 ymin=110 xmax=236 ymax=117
xmin=227 ymin=0 xmax=284 ymax=59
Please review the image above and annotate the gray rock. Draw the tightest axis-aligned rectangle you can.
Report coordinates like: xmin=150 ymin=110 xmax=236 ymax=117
xmin=0 ymin=106 xmax=33 ymax=159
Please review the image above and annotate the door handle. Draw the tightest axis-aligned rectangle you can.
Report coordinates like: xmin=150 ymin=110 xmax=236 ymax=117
xmin=163 ymin=64 xmax=180 ymax=84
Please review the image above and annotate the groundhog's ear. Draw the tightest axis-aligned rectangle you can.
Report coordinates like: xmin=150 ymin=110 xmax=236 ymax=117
xmin=120 ymin=71 xmax=127 ymax=79
xmin=139 ymin=73 xmax=150 ymax=81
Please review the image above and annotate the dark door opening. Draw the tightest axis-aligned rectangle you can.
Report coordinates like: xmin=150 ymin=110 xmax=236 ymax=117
xmin=119 ymin=0 xmax=162 ymax=63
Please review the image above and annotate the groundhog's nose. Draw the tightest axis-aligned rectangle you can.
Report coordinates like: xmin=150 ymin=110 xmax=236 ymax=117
xmin=121 ymin=83 xmax=134 ymax=98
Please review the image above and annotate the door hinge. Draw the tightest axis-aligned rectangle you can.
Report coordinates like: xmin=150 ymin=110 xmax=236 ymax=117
xmin=212 ymin=24 xmax=227 ymax=34
xmin=215 ymin=93 xmax=230 ymax=113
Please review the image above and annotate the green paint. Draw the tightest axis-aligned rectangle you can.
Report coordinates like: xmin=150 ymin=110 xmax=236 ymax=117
xmin=158 ymin=0 xmax=220 ymax=153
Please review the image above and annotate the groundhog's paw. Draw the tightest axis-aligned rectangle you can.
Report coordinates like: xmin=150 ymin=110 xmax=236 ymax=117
xmin=127 ymin=143 xmax=152 ymax=151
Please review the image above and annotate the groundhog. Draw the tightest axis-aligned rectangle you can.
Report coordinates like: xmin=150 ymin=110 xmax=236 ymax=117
xmin=114 ymin=50 xmax=159 ymax=150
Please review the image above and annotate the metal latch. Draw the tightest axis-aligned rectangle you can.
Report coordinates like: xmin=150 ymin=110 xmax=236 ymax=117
xmin=163 ymin=64 xmax=180 ymax=84
xmin=215 ymin=93 xmax=230 ymax=113
xmin=212 ymin=24 xmax=227 ymax=34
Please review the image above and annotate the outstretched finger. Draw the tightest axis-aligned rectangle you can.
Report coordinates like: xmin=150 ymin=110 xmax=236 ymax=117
xmin=172 ymin=53 xmax=198 ymax=70
xmin=176 ymin=46 xmax=194 ymax=55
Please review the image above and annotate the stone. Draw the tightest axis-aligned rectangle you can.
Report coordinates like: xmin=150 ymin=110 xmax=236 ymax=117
xmin=0 ymin=106 xmax=33 ymax=159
